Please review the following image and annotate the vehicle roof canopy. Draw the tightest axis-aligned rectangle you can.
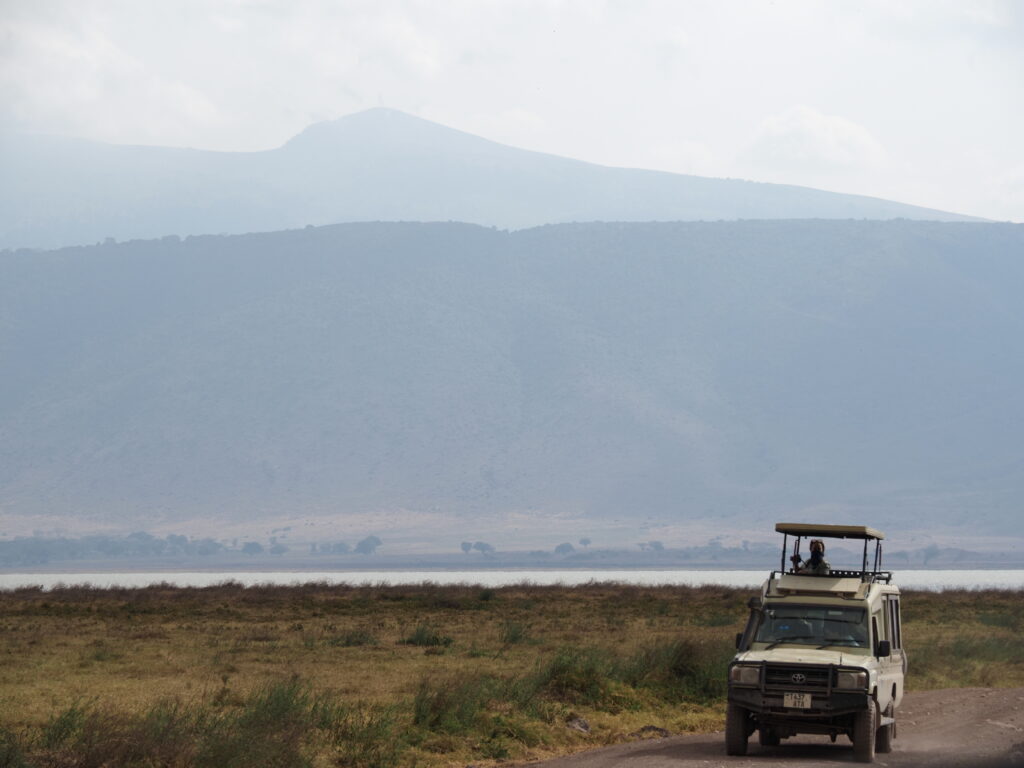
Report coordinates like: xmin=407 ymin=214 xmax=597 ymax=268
xmin=775 ymin=523 xmax=885 ymax=541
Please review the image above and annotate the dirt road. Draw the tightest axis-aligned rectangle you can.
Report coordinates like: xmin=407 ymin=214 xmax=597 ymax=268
xmin=521 ymin=689 xmax=1024 ymax=768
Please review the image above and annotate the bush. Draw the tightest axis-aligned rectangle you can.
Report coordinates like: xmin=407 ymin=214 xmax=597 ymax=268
xmin=532 ymin=647 xmax=615 ymax=707
xmin=328 ymin=629 xmax=377 ymax=647
xmin=618 ymin=639 xmax=731 ymax=702
xmin=39 ymin=702 xmax=197 ymax=768
xmin=412 ymin=675 xmax=497 ymax=734
xmin=330 ymin=706 xmax=403 ymax=768
xmin=195 ymin=680 xmax=314 ymax=768
xmin=41 ymin=701 xmax=88 ymax=749
xmin=499 ymin=620 xmax=529 ymax=645
xmin=400 ymin=624 xmax=453 ymax=647
xmin=36 ymin=681 xmax=328 ymax=768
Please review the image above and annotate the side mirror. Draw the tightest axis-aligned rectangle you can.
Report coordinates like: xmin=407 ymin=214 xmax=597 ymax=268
xmin=747 ymin=596 xmax=762 ymax=610
xmin=876 ymin=640 xmax=891 ymax=658
xmin=735 ymin=632 xmax=743 ymax=649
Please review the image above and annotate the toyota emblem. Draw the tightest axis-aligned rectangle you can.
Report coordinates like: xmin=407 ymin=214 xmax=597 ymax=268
xmin=791 ymin=673 xmax=807 ymax=685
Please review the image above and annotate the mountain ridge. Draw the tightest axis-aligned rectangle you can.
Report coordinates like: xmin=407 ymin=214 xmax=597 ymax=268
xmin=0 ymin=108 xmax=980 ymax=251
xmin=2 ymin=219 xmax=1021 ymax=548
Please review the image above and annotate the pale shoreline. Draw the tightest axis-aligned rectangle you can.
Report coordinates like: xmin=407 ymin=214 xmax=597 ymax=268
xmin=3 ymin=568 xmax=1023 ymax=592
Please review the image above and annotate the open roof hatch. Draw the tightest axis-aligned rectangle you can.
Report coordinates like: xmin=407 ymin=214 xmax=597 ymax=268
xmin=774 ymin=522 xmax=890 ymax=583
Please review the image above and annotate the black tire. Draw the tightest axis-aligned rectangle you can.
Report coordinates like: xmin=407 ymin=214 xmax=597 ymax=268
xmin=853 ymin=699 xmax=877 ymax=763
xmin=725 ymin=702 xmax=749 ymax=756
xmin=759 ymin=727 xmax=780 ymax=747
xmin=876 ymin=703 xmax=893 ymax=754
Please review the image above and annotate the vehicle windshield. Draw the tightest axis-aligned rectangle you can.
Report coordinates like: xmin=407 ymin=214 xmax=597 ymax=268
xmin=753 ymin=604 xmax=868 ymax=649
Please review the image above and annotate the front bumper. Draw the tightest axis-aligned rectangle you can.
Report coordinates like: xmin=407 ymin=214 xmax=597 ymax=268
xmin=727 ymin=660 xmax=871 ymax=730
xmin=729 ymin=685 xmax=869 ymax=718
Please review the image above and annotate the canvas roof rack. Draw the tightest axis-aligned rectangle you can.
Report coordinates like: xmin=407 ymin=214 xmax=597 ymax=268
xmin=775 ymin=523 xmax=885 ymax=541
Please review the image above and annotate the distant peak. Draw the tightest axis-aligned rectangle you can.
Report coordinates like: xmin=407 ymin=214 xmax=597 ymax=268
xmin=281 ymin=108 xmax=497 ymax=153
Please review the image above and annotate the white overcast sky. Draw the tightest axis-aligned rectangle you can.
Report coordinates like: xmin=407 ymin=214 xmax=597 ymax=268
xmin=3 ymin=0 xmax=1022 ymax=221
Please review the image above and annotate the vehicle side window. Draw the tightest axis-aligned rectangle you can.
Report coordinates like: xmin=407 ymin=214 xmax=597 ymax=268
xmin=887 ymin=598 xmax=902 ymax=649
xmin=872 ymin=611 xmax=884 ymax=648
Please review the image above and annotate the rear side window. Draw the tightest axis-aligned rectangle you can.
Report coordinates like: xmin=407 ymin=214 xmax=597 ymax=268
xmin=886 ymin=597 xmax=902 ymax=649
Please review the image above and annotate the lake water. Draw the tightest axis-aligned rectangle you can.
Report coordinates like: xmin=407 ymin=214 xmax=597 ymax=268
xmin=1 ymin=569 xmax=1022 ymax=591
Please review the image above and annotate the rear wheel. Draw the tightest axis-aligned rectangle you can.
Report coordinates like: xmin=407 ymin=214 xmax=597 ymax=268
xmin=725 ymin=702 xmax=750 ymax=756
xmin=853 ymin=699 xmax=877 ymax=763
xmin=758 ymin=727 xmax=780 ymax=747
xmin=876 ymin=703 xmax=893 ymax=753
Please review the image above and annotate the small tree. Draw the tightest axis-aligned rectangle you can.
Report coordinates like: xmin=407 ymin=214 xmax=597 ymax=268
xmin=472 ymin=541 xmax=495 ymax=554
xmin=354 ymin=535 xmax=382 ymax=555
xmin=579 ymin=537 xmax=591 ymax=548
xmin=554 ymin=542 xmax=575 ymax=555
xmin=461 ymin=541 xmax=473 ymax=554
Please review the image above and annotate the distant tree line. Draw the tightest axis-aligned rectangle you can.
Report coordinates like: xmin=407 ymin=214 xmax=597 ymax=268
xmin=0 ymin=532 xmax=228 ymax=567
xmin=458 ymin=539 xmax=594 ymax=556
xmin=0 ymin=531 xmax=386 ymax=566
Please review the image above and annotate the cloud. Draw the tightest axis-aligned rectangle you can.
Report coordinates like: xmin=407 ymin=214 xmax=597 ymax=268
xmin=0 ymin=1 xmax=1021 ymax=219
xmin=642 ymin=139 xmax=716 ymax=177
xmin=742 ymin=105 xmax=887 ymax=176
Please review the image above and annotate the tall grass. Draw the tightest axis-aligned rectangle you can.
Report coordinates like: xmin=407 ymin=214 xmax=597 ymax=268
xmin=30 ymin=680 xmax=403 ymax=768
xmin=4 ymin=582 xmax=1021 ymax=767
xmin=618 ymin=639 xmax=731 ymax=702
xmin=330 ymin=706 xmax=402 ymax=768
xmin=412 ymin=675 xmax=498 ymax=734
xmin=0 ymin=727 xmax=29 ymax=768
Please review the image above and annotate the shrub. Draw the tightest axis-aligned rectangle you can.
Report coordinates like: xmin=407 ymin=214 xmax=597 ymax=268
xmin=532 ymin=647 xmax=615 ymax=707
xmin=412 ymin=675 xmax=497 ymax=734
xmin=618 ymin=639 xmax=730 ymax=702
xmin=195 ymin=680 xmax=313 ymax=768
xmin=41 ymin=701 xmax=88 ymax=749
xmin=331 ymin=706 xmax=403 ymax=768
xmin=328 ymin=629 xmax=377 ymax=647
xmin=499 ymin=620 xmax=529 ymax=645
xmin=400 ymin=624 xmax=452 ymax=647
xmin=38 ymin=702 xmax=197 ymax=768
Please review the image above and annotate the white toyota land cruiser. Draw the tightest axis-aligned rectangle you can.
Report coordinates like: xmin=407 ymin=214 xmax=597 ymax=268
xmin=726 ymin=523 xmax=906 ymax=763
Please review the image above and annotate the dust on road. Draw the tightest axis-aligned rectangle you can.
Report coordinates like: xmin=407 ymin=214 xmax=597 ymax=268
xmin=519 ymin=688 xmax=1024 ymax=768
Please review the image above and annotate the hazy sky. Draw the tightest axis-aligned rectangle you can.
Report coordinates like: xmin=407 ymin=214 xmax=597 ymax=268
xmin=3 ymin=0 xmax=1022 ymax=221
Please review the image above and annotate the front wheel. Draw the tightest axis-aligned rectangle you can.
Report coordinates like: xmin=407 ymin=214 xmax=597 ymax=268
xmin=853 ymin=699 xmax=877 ymax=763
xmin=725 ymin=702 xmax=750 ymax=756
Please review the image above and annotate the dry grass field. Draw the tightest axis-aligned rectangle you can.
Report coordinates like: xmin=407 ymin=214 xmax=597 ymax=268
xmin=0 ymin=581 xmax=1021 ymax=767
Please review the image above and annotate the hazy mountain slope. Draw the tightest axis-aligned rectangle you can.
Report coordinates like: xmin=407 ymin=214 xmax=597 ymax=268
xmin=1 ymin=220 xmax=1022 ymax=542
xmin=0 ymin=109 xmax=978 ymax=251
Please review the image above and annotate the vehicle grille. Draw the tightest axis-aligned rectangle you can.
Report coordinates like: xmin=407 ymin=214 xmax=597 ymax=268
xmin=764 ymin=664 xmax=831 ymax=690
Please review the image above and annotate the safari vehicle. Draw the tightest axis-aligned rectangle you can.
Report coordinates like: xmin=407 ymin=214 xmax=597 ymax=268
xmin=726 ymin=523 xmax=906 ymax=762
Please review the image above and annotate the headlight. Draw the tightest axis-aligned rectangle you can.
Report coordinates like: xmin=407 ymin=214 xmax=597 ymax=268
xmin=835 ymin=670 xmax=868 ymax=689
xmin=729 ymin=664 xmax=760 ymax=685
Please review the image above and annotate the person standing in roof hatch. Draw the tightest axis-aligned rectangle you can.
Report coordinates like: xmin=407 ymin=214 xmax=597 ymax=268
xmin=796 ymin=538 xmax=831 ymax=575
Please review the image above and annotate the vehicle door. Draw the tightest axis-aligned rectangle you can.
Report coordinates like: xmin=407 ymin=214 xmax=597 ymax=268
xmin=872 ymin=596 xmax=902 ymax=713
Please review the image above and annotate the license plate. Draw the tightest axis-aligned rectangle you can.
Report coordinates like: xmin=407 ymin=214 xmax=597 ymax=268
xmin=784 ymin=692 xmax=812 ymax=709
